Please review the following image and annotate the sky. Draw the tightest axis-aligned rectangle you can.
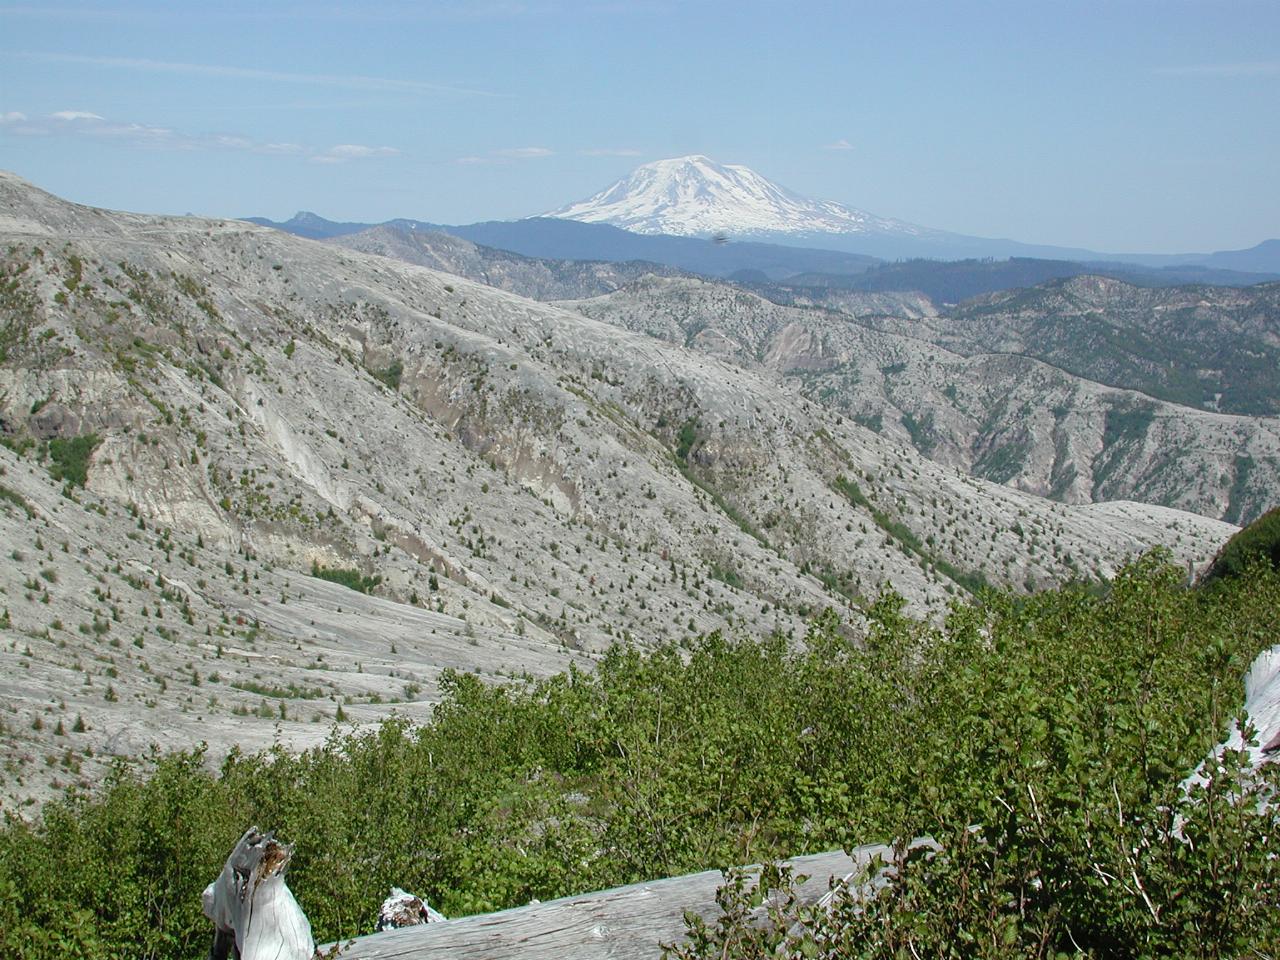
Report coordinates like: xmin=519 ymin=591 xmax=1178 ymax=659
xmin=2 ymin=0 xmax=1277 ymax=253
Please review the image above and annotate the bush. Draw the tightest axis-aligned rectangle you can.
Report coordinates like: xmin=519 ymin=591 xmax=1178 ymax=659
xmin=370 ymin=359 xmax=403 ymax=390
xmin=309 ymin=562 xmax=381 ymax=594
xmin=0 ymin=555 xmax=1276 ymax=957
xmin=45 ymin=433 xmax=100 ymax=488
xmin=1203 ymin=505 xmax=1280 ymax=583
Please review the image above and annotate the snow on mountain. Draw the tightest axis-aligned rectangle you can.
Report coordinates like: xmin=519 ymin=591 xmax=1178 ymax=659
xmin=544 ymin=155 xmax=930 ymax=240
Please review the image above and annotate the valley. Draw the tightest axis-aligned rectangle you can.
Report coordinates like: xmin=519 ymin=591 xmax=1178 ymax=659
xmin=0 ymin=171 xmax=1243 ymax=809
xmin=560 ymin=275 xmax=1280 ymax=523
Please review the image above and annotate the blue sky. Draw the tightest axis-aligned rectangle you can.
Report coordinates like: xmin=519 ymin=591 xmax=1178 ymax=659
xmin=2 ymin=0 xmax=1277 ymax=252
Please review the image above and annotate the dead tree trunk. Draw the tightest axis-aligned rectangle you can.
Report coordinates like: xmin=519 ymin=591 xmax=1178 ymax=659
xmin=202 ymin=826 xmax=315 ymax=960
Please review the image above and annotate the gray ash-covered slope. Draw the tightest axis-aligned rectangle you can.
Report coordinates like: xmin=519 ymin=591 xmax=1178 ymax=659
xmin=559 ymin=275 xmax=1280 ymax=524
xmin=859 ymin=275 xmax=1280 ymax=417
xmin=326 ymin=224 xmax=685 ymax=301
xmin=0 ymin=171 xmax=1234 ymax=808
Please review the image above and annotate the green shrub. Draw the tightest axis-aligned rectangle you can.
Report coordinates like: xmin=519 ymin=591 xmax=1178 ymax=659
xmin=309 ymin=562 xmax=381 ymax=594
xmin=0 ymin=555 xmax=1275 ymax=957
xmin=1203 ymin=505 xmax=1280 ymax=583
xmin=370 ymin=359 xmax=403 ymax=390
xmin=45 ymin=433 xmax=100 ymax=488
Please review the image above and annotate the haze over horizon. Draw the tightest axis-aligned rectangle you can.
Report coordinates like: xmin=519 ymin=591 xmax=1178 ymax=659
xmin=2 ymin=0 xmax=1277 ymax=254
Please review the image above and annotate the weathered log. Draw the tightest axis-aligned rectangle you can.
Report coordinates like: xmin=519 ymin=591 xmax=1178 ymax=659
xmin=321 ymin=845 xmax=896 ymax=959
xmin=203 ymin=826 xmax=315 ymax=960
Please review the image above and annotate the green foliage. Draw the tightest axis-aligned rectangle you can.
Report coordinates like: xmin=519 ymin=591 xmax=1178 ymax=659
xmin=834 ymin=474 xmax=922 ymax=553
xmin=851 ymin=411 xmax=883 ymax=433
xmin=1224 ymin=453 xmax=1256 ymax=525
xmin=670 ymin=419 xmax=768 ymax=550
xmin=230 ymin=680 xmax=326 ymax=699
xmin=370 ymin=358 xmax=403 ymax=390
xmin=1102 ymin=400 xmax=1157 ymax=449
xmin=309 ymin=562 xmax=382 ymax=594
xmin=832 ymin=473 xmax=869 ymax=508
xmin=974 ymin=437 xmax=1030 ymax=485
xmin=668 ymin=556 xmax=1280 ymax=958
xmin=674 ymin=418 xmax=698 ymax=466
xmin=0 ymin=557 xmax=1276 ymax=957
xmin=1203 ymin=505 xmax=1280 ymax=584
xmin=707 ymin=562 xmax=744 ymax=590
xmin=899 ymin=411 xmax=935 ymax=456
xmin=45 ymin=434 xmax=100 ymax=488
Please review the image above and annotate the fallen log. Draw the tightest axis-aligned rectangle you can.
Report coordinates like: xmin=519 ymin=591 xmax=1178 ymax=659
xmin=320 ymin=844 xmax=898 ymax=959
xmin=203 ymin=826 xmax=315 ymax=960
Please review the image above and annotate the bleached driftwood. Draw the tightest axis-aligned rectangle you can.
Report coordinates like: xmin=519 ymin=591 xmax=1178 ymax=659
xmin=203 ymin=826 xmax=315 ymax=960
xmin=321 ymin=845 xmax=890 ymax=959
xmin=376 ymin=887 xmax=447 ymax=931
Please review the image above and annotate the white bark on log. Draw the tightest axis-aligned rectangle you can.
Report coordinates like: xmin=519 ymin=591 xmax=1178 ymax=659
xmin=321 ymin=846 xmax=886 ymax=959
xmin=203 ymin=826 xmax=315 ymax=960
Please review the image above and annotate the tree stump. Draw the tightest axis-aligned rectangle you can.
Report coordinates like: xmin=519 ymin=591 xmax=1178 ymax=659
xmin=202 ymin=826 xmax=315 ymax=960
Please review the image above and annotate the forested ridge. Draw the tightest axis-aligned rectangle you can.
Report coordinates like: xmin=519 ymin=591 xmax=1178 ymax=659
xmin=1 ymin=552 xmax=1277 ymax=958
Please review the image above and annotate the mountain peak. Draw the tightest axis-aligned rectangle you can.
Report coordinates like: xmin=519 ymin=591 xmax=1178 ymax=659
xmin=287 ymin=211 xmax=330 ymax=225
xmin=543 ymin=155 xmax=924 ymax=240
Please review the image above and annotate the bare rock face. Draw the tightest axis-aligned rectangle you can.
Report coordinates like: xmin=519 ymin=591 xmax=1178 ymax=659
xmin=560 ymin=275 xmax=1280 ymax=524
xmin=0 ymin=171 xmax=1238 ymax=810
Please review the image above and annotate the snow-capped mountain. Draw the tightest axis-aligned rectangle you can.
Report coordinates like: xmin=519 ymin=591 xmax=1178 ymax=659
xmin=544 ymin=155 xmax=931 ymax=241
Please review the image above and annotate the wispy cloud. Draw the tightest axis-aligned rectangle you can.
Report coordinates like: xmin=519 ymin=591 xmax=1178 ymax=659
xmin=0 ymin=109 xmax=398 ymax=163
xmin=2 ymin=110 xmax=178 ymax=144
xmin=311 ymin=143 xmax=400 ymax=164
xmin=18 ymin=52 xmax=502 ymax=98
xmin=580 ymin=147 xmax=642 ymax=157
xmin=493 ymin=146 xmax=553 ymax=159
xmin=823 ymin=138 xmax=854 ymax=151
xmin=1152 ymin=61 xmax=1280 ymax=78
xmin=457 ymin=146 xmax=554 ymax=164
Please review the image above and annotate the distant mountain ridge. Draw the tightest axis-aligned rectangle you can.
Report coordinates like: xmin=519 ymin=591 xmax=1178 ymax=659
xmin=245 ymin=213 xmax=882 ymax=281
xmin=326 ymin=224 xmax=687 ymax=301
xmin=246 ymin=212 xmax=1277 ymax=291
xmin=744 ymin=257 xmax=1280 ymax=306
xmin=539 ymin=154 xmax=1280 ymax=268
xmin=248 ymin=160 xmax=1280 ymax=277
